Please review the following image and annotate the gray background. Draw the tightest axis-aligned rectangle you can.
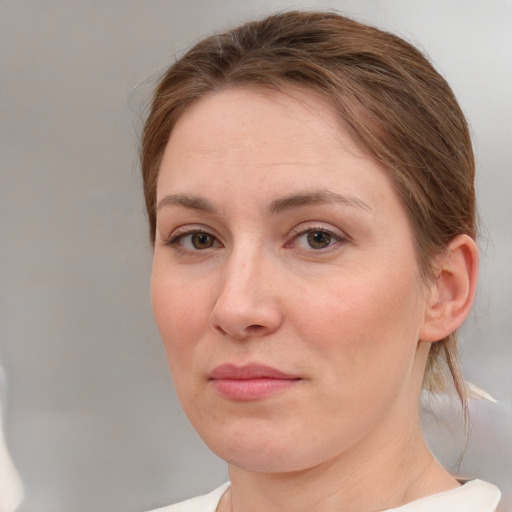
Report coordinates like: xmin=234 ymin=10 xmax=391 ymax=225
xmin=1 ymin=1 xmax=511 ymax=511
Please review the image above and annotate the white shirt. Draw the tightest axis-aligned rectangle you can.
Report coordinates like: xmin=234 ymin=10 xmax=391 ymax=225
xmin=0 ymin=369 xmax=23 ymax=512
xmin=147 ymin=479 xmax=501 ymax=512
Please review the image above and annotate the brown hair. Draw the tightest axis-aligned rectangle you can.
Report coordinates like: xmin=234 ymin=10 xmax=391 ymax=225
xmin=141 ymin=10 xmax=476 ymax=405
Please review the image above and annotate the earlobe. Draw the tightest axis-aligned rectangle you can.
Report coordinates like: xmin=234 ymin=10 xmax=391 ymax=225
xmin=420 ymin=234 xmax=479 ymax=343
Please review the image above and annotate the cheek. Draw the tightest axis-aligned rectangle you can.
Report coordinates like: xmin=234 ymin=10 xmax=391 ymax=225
xmin=294 ymin=266 xmax=425 ymax=384
xmin=291 ymin=276 xmax=425 ymax=447
xmin=150 ymin=267 xmax=209 ymax=373
xmin=151 ymin=275 xmax=212 ymax=419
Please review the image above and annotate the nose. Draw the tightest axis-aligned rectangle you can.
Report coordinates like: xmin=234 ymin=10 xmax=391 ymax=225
xmin=209 ymin=248 xmax=283 ymax=340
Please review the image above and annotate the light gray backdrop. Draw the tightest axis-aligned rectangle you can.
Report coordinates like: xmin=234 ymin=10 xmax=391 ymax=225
xmin=1 ymin=1 xmax=511 ymax=511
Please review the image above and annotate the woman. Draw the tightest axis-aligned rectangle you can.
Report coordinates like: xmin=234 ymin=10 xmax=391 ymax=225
xmin=141 ymin=10 xmax=501 ymax=512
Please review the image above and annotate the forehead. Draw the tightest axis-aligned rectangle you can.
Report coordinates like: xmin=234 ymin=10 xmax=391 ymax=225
xmin=202 ymin=86 xmax=357 ymax=142
xmin=156 ymin=86 xmax=405 ymax=221
xmin=160 ymin=87 xmax=369 ymax=182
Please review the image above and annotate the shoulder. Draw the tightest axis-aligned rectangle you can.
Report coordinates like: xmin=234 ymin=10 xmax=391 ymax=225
xmin=387 ymin=480 xmax=501 ymax=511
xmin=145 ymin=483 xmax=230 ymax=512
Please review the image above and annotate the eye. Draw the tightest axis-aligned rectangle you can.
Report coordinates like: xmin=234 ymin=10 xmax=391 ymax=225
xmin=305 ymin=230 xmax=333 ymax=249
xmin=167 ymin=229 xmax=221 ymax=251
xmin=291 ymin=227 xmax=346 ymax=251
xmin=188 ymin=232 xmax=217 ymax=250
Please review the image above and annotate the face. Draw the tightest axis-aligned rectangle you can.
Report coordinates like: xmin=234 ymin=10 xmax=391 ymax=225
xmin=151 ymin=87 xmax=433 ymax=473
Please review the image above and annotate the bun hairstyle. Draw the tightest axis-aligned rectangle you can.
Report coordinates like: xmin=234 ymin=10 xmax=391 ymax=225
xmin=141 ymin=10 xmax=476 ymax=408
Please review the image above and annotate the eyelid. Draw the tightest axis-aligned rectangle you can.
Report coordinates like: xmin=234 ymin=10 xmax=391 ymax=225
xmin=162 ymin=222 xmax=348 ymax=251
xmin=164 ymin=224 xmax=222 ymax=248
xmin=289 ymin=223 xmax=348 ymax=241
xmin=286 ymin=223 xmax=349 ymax=251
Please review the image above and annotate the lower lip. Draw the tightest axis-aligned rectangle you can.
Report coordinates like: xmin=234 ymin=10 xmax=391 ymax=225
xmin=211 ymin=377 xmax=300 ymax=400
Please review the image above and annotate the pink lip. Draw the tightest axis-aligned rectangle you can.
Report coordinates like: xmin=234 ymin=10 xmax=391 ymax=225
xmin=209 ymin=363 xmax=301 ymax=401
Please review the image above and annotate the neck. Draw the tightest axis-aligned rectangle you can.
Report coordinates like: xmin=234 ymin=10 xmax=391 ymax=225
xmin=222 ymin=413 xmax=458 ymax=512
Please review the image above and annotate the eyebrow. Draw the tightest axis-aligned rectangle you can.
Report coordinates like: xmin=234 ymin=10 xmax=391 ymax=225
xmin=156 ymin=190 xmax=372 ymax=215
xmin=157 ymin=194 xmax=219 ymax=214
xmin=269 ymin=190 xmax=372 ymax=215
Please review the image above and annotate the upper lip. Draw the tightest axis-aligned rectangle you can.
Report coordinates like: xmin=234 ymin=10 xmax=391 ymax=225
xmin=209 ymin=363 xmax=300 ymax=380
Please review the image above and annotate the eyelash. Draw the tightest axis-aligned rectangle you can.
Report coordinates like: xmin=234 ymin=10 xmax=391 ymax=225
xmin=288 ymin=225 xmax=347 ymax=251
xmin=164 ymin=225 xmax=348 ymax=253
xmin=165 ymin=226 xmax=221 ymax=252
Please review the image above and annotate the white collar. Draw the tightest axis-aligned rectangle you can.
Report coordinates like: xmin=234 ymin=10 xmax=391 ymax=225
xmin=383 ymin=479 xmax=501 ymax=511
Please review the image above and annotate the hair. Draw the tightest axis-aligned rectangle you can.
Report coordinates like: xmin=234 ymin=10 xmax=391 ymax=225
xmin=140 ymin=10 xmax=476 ymax=408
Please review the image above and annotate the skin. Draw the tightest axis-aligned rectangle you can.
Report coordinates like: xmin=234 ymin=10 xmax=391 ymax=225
xmin=151 ymin=87 xmax=472 ymax=511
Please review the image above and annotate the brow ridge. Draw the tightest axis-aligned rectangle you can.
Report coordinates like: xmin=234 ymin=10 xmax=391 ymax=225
xmin=157 ymin=194 xmax=218 ymax=214
xmin=156 ymin=190 xmax=371 ymax=216
xmin=269 ymin=190 xmax=371 ymax=215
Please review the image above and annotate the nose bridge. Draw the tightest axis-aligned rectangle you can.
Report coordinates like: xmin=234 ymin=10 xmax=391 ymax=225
xmin=209 ymin=239 xmax=281 ymax=339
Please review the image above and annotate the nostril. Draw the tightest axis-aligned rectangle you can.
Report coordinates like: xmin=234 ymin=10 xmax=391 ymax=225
xmin=247 ymin=324 xmax=265 ymax=333
xmin=212 ymin=322 xmax=267 ymax=339
xmin=209 ymin=292 xmax=283 ymax=339
xmin=213 ymin=324 xmax=227 ymax=336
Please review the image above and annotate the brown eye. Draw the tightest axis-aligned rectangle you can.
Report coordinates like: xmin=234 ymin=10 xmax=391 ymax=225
xmin=307 ymin=230 xmax=332 ymax=249
xmin=191 ymin=232 xmax=215 ymax=249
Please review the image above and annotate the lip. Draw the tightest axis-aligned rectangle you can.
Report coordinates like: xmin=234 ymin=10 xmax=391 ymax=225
xmin=209 ymin=363 xmax=301 ymax=401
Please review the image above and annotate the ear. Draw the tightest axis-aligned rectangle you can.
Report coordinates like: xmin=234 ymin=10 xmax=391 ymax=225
xmin=420 ymin=234 xmax=479 ymax=343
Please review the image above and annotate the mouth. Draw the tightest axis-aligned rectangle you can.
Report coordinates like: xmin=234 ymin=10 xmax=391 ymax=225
xmin=208 ymin=363 xmax=302 ymax=401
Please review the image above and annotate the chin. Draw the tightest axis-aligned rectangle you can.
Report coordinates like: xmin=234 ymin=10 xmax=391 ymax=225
xmin=217 ymin=446 xmax=313 ymax=474
xmin=195 ymin=418 xmax=339 ymax=474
